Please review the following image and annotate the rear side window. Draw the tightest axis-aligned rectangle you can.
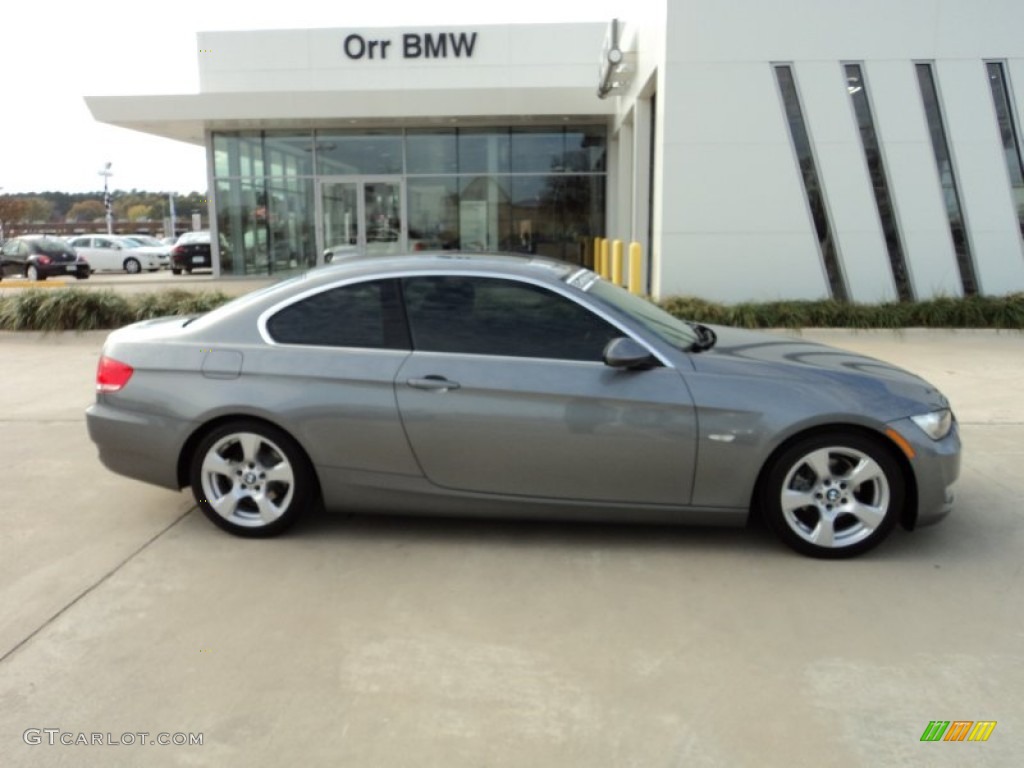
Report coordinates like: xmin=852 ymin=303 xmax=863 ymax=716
xmin=402 ymin=275 xmax=620 ymax=361
xmin=266 ymin=278 xmax=409 ymax=349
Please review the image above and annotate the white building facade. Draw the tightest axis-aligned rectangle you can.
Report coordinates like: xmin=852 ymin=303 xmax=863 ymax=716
xmin=88 ymin=0 xmax=1024 ymax=302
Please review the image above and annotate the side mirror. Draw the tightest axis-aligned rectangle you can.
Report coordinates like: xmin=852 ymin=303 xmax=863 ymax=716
xmin=603 ymin=337 xmax=658 ymax=370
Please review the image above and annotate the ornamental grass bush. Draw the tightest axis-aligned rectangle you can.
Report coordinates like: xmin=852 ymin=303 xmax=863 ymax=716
xmin=0 ymin=286 xmax=1022 ymax=332
xmin=0 ymin=289 xmax=230 ymax=332
xmin=659 ymin=293 xmax=1024 ymax=330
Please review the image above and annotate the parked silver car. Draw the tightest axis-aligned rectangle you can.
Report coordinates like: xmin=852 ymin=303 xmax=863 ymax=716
xmin=86 ymin=254 xmax=960 ymax=558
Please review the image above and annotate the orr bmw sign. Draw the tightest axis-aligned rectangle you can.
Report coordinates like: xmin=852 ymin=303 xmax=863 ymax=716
xmin=343 ymin=31 xmax=478 ymax=60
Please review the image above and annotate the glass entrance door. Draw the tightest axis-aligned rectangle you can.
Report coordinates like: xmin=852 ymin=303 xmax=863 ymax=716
xmin=317 ymin=177 xmax=405 ymax=263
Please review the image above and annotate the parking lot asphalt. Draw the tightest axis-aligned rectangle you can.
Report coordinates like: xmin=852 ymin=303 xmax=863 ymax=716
xmin=1 ymin=327 xmax=1022 ymax=767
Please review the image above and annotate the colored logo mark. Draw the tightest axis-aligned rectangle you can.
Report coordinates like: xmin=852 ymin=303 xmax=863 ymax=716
xmin=920 ymin=720 xmax=997 ymax=742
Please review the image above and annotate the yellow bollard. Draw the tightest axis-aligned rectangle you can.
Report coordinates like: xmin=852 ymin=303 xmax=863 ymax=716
xmin=596 ymin=238 xmax=606 ymax=278
xmin=629 ymin=241 xmax=643 ymax=295
xmin=591 ymin=237 xmax=601 ymax=271
xmin=612 ymin=240 xmax=624 ymax=286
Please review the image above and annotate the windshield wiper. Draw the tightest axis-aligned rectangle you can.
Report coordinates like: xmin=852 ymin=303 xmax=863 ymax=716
xmin=686 ymin=322 xmax=718 ymax=352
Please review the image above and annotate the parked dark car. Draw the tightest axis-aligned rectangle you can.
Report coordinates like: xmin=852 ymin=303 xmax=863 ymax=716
xmin=170 ymin=231 xmax=213 ymax=275
xmin=0 ymin=235 xmax=90 ymax=281
xmin=86 ymin=253 xmax=960 ymax=558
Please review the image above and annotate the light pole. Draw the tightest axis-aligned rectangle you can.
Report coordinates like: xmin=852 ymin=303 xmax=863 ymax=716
xmin=99 ymin=162 xmax=113 ymax=234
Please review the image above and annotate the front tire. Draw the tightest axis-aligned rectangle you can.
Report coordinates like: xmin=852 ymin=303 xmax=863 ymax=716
xmin=761 ymin=432 xmax=904 ymax=558
xmin=124 ymin=257 xmax=141 ymax=274
xmin=189 ymin=421 xmax=314 ymax=537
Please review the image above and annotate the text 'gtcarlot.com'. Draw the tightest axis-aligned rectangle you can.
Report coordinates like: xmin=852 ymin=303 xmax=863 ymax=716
xmin=23 ymin=730 xmax=203 ymax=747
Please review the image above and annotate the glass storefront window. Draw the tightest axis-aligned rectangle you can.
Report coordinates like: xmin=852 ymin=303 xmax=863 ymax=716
xmin=565 ymin=126 xmax=607 ymax=172
xmin=458 ymin=176 xmax=511 ymax=252
xmin=216 ymin=177 xmax=316 ymax=275
xmin=264 ymin=133 xmax=314 ymax=177
xmin=210 ymin=124 xmax=606 ymax=273
xmin=315 ymin=131 xmax=403 ymax=175
xmin=406 ymin=130 xmax=457 ymax=174
xmin=213 ymin=133 xmax=264 ymax=178
xmin=266 ymin=178 xmax=316 ymax=272
xmin=408 ymin=178 xmax=459 ymax=249
xmin=457 ymin=129 xmax=510 ymax=174
xmin=511 ymin=128 xmax=565 ymax=173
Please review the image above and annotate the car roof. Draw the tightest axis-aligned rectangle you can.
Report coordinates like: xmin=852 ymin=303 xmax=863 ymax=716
xmin=303 ymin=252 xmax=579 ymax=288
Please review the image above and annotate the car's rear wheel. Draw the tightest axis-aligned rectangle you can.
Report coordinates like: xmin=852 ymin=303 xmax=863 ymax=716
xmin=761 ymin=432 xmax=904 ymax=558
xmin=27 ymin=265 xmax=43 ymax=281
xmin=171 ymin=267 xmax=182 ymax=275
xmin=124 ymin=257 xmax=141 ymax=274
xmin=189 ymin=421 xmax=314 ymax=537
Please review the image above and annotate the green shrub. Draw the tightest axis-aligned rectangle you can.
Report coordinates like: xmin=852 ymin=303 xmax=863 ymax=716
xmin=1 ymin=285 xmax=1022 ymax=332
xmin=0 ymin=289 xmax=231 ymax=332
xmin=658 ymin=293 xmax=1024 ymax=329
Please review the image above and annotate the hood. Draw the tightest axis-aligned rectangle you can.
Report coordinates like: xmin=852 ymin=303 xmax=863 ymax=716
xmin=690 ymin=325 xmax=949 ymax=411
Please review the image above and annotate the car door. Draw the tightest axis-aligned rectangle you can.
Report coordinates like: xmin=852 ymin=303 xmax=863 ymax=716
xmin=71 ymin=237 xmax=113 ymax=271
xmin=259 ymin=278 xmax=420 ymax=477
xmin=394 ymin=274 xmax=698 ymax=505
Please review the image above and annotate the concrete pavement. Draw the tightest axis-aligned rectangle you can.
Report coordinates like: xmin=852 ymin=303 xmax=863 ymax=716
xmin=0 ymin=328 xmax=1021 ymax=767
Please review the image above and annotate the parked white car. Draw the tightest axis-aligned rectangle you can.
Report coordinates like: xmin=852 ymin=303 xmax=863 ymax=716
xmin=66 ymin=235 xmax=161 ymax=274
xmin=117 ymin=235 xmax=172 ymax=269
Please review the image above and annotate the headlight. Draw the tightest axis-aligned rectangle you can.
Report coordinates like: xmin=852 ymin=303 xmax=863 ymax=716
xmin=910 ymin=409 xmax=953 ymax=440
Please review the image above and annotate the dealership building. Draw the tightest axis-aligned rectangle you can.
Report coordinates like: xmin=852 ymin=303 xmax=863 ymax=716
xmin=87 ymin=0 xmax=1024 ymax=302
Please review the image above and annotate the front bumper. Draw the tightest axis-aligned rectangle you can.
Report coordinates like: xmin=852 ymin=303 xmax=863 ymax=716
xmin=889 ymin=417 xmax=961 ymax=528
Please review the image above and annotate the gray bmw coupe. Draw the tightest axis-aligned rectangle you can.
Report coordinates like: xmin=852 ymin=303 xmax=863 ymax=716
xmin=86 ymin=254 xmax=960 ymax=558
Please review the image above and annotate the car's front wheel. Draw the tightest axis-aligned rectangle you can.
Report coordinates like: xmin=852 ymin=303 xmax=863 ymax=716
xmin=124 ymin=257 xmax=141 ymax=274
xmin=189 ymin=421 xmax=314 ymax=537
xmin=761 ymin=432 xmax=904 ymax=558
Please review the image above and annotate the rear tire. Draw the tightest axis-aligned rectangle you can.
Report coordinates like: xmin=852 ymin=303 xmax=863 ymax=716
xmin=761 ymin=431 xmax=904 ymax=558
xmin=171 ymin=267 xmax=182 ymax=275
xmin=124 ymin=257 xmax=141 ymax=274
xmin=189 ymin=420 xmax=314 ymax=538
xmin=27 ymin=265 xmax=44 ymax=281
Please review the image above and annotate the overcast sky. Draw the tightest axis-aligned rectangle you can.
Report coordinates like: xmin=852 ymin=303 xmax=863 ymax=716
xmin=2 ymin=0 xmax=621 ymax=196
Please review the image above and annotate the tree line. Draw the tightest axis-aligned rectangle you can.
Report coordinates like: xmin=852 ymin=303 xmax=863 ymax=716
xmin=0 ymin=190 xmax=209 ymax=228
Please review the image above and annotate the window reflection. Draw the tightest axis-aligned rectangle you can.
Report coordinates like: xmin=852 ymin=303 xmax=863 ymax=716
xmin=986 ymin=62 xmax=1024 ymax=241
xmin=511 ymin=128 xmax=565 ymax=173
xmin=458 ymin=129 xmax=510 ymax=174
xmin=916 ymin=63 xmax=980 ymax=295
xmin=315 ymin=132 xmax=403 ymax=175
xmin=407 ymin=130 xmax=457 ymax=174
xmin=775 ymin=65 xmax=849 ymax=301
xmin=845 ymin=64 xmax=914 ymax=301
xmin=212 ymin=124 xmax=606 ymax=272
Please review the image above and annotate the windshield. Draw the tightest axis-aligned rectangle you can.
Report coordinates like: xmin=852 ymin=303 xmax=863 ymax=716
xmin=570 ymin=271 xmax=699 ymax=350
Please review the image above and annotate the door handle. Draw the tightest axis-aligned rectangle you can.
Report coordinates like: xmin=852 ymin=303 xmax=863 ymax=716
xmin=407 ymin=375 xmax=461 ymax=392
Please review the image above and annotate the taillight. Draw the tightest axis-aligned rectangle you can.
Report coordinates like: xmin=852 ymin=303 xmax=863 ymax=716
xmin=96 ymin=356 xmax=134 ymax=393
xmin=171 ymin=245 xmax=185 ymax=256
xmin=37 ymin=255 xmax=52 ymax=265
